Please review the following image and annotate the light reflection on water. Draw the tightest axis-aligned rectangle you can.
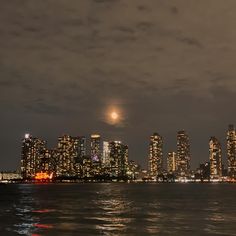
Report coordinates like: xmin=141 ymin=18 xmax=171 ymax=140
xmin=0 ymin=183 xmax=235 ymax=235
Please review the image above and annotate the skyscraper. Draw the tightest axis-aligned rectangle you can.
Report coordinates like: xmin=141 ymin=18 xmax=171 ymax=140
xmin=78 ymin=136 xmax=87 ymax=159
xmin=75 ymin=136 xmax=87 ymax=177
xmin=21 ymin=134 xmax=46 ymax=179
xmin=90 ymin=134 xmax=101 ymax=175
xmin=177 ymin=130 xmax=191 ymax=176
xmin=102 ymin=141 xmax=111 ymax=168
xmin=56 ymin=135 xmax=79 ymax=177
xmin=39 ymin=148 xmax=57 ymax=176
xmin=109 ymin=141 xmax=128 ymax=178
xmin=148 ymin=133 xmax=163 ymax=177
xmin=90 ymin=134 xmax=101 ymax=162
xmin=227 ymin=125 xmax=236 ymax=179
xmin=209 ymin=137 xmax=222 ymax=179
xmin=167 ymin=151 xmax=177 ymax=174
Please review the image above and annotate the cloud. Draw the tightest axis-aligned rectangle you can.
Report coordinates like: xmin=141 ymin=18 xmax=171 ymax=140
xmin=177 ymin=37 xmax=203 ymax=48
xmin=24 ymin=101 xmax=66 ymax=115
xmin=0 ymin=0 xmax=236 ymax=170
xmin=170 ymin=6 xmax=178 ymax=14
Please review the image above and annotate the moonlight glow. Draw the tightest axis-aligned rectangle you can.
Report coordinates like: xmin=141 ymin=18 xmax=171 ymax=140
xmin=104 ymin=105 xmax=124 ymax=126
xmin=111 ymin=111 xmax=118 ymax=120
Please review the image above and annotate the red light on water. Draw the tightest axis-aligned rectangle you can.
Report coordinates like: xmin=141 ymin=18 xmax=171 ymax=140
xmin=34 ymin=223 xmax=53 ymax=229
xmin=32 ymin=209 xmax=55 ymax=213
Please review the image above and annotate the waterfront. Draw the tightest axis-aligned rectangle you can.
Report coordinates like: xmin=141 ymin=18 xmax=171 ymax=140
xmin=0 ymin=183 xmax=236 ymax=236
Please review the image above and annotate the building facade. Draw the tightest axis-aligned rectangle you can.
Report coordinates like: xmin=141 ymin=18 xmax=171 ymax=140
xmin=209 ymin=137 xmax=222 ymax=178
xmin=56 ymin=135 xmax=79 ymax=177
xmin=21 ymin=134 xmax=46 ymax=179
xmin=177 ymin=130 xmax=191 ymax=176
xmin=109 ymin=141 xmax=128 ymax=178
xmin=90 ymin=134 xmax=101 ymax=175
xmin=102 ymin=141 xmax=110 ymax=168
xmin=167 ymin=151 xmax=177 ymax=174
xmin=148 ymin=133 xmax=163 ymax=177
xmin=227 ymin=125 xmax=236 ymax=179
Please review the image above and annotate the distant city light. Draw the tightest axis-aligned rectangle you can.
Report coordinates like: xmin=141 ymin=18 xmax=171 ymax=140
xmin=35 ymin=172 xmax=53 ymax=180
xmin=18 ymin=124 xmax=236 ymax=183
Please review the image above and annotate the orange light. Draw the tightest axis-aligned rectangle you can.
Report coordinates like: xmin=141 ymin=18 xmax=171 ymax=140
xmin=35 ymin=172 xmax=53 ymax=180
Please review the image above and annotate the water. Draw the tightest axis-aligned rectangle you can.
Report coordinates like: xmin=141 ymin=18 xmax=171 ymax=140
xmin=0 ymin=183 xmax=235 ymax=236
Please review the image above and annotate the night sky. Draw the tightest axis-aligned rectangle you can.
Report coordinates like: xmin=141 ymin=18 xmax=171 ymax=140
xmin=1 ymin=0 xmax=236 ymax=170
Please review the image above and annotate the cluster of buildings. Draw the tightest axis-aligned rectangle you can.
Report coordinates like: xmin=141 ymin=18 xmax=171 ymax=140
xmin=148 ymin=131 xmax=191 ymax=181
xmin=20 ymin=134 xmax=140 ymax=181
xmin=148 ymin=125 xmax=236 ymax=182
xmin=18 ymin=124 xmax=236 ymax=182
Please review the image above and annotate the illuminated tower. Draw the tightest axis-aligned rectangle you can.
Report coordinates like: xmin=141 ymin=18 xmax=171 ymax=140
xmin=209 ymin=137 xmax=222 ymax=178
xmin=39 ymin=149 xmax=57 ymax=176
xmin=148 ymin=133 xmax=163 ymax=177
xmin=78 ymin=136 xmax=87 ymax=159
xmin=167 ymin=152 xmax=177 ymax=174
xmin=227 ymin=125 xmax=236 ymax=178
xmin=21 ymin=134 xmax=46 ymax=179
xmin=90 ymin=134 xmax=101 ymax=175
xmin=109 ymin=141 xmax=128 ymax=178
xmin=74 ymin=136 xmax=87 ymax=177
xmin=90 ymin=134 xmax=101 ymax=161
xmin=56 ymin=135 xmax=79 ymax=177
xmin=177 ymin=130 xmax=191 ymax=176
xmin=102 ymin=141 xmax=110 ymax=168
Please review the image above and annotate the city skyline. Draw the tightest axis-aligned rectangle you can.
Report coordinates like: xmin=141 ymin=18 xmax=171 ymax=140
xmin=0 ymin=126 xmax=233 ymax=172
xmin=18 ymin=124 xmax=236 ymax=174
xmin=17 ymin=124 xmax=236 ymax=182
xmin=1 ymin=1 xmax=236 ymax=171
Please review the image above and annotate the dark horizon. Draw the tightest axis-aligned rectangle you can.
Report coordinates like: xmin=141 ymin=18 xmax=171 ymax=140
xmin=1 ymin=0 xmax=236 ymax=170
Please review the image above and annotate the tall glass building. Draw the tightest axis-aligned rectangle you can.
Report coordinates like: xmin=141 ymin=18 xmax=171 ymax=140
xmin=209 ymin=137 xmax=222 ymax=178
xmin=177 ymin=130 xmax=191 ymax=177
xmin=21 ymin=134 xmax=46 ymax=179
xmin=148 ymin=133 xmax=163 ymax=177
xmin=227 ymin=125 xmax=236 ymax=179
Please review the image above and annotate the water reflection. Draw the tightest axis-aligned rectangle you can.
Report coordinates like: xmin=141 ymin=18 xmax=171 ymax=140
xmin=12 ymin=185 xmax=55 ymax=235
xmin=1 ymin=183 xmax=235 ymax=235
xmin=88 ymin=189 xmax=132 ymax=233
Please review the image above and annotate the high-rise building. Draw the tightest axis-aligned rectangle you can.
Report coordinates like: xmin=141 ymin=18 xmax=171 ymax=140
xmin=148 ymin=133 xmax=163 ymax=177
xmin=21 ymin=134 xmax=46 ymax=179
xmin=102 ymin=141 xmax=111 ymax=168
xmin=209 ymin=137 xmax=222 ymax=178
xmin=109 ymin=141 xmax=128 ymax=178
xmin=227 ymin=125 xmax=236 ymax=179
xmin=75 ymin=136 xmax=87 ymax=176
xmin=127 ymin=160 xmax=140 ymax=180
xmin=39 ymin=149 xmax=57 ymax=176
xmin=90 ymin=134 xmax=102 ymax=175
xmin=167 ymin=152 xmax=177 ymax=174
xmin=177 ymin=130 xmax=191 ymax=176
xmin=56 ymin=135 xmax=79 ymax=177
xmin=90 ymin=134 xmax=101 ymax=162
xmin=81 ymin=155 xmax=93 ymax=178
xmin=78 ymin=136 xmax=87 ymax=159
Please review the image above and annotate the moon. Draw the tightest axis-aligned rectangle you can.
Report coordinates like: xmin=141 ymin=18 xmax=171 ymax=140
xmin=104 ymin=105 xmax=124 ymax=126
xmin=111 ymin=111 xmax=119 ymax=120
